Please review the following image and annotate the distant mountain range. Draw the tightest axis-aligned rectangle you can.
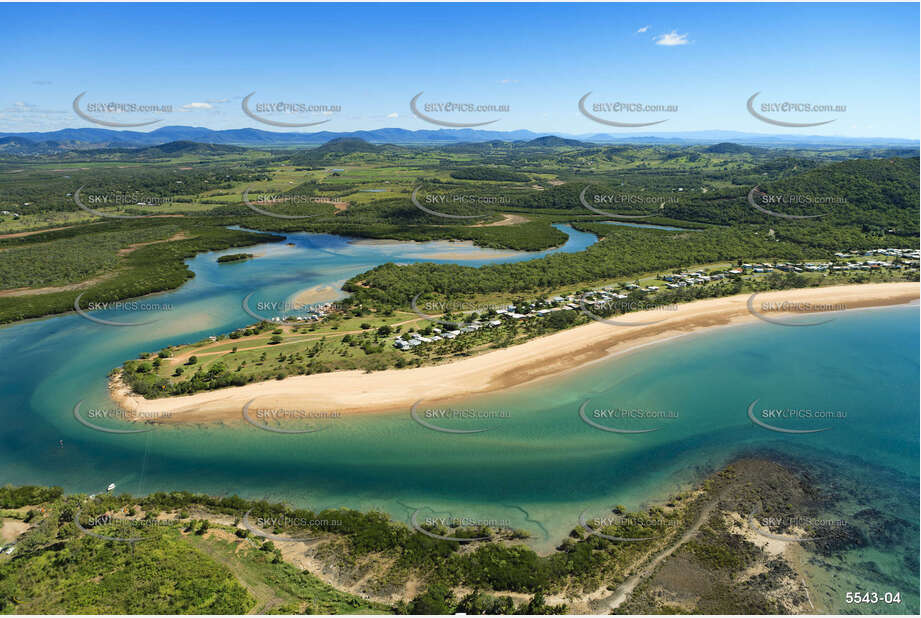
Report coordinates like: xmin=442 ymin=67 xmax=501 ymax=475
xmin=0 ymin=126 xmax=917 ymax=152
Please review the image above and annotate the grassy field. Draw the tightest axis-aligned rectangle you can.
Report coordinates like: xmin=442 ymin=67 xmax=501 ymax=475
xmin=1 ymin=144 xmax=917 ymax=328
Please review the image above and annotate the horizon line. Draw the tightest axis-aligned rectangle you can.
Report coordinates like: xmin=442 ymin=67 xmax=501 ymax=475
xmin=1 ymin=125 xmax=918 ymax=143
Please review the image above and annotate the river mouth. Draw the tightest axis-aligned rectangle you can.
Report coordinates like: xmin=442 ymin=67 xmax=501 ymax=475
xmin=0 ymin=226 xmax=918 ymax=608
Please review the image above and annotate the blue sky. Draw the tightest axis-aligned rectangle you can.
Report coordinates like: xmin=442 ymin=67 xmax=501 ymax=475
xmin=1 ymin=2 xmax=918 ymax=138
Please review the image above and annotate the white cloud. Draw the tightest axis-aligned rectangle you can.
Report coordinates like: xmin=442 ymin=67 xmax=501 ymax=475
xmin=181 ymin=102 xmax=214 ymax=110
xmin=654 ymin=31 xmax=689 ymax=46
xmin=499 ymin=79 xmax=519 ymax=84
xmin=637 ymin=25 xmax=649 ymax=33
xmin=3 ymin=101 xmax=67 ymax=114
xmin=387 ymin=112 xmax=399 ymax=119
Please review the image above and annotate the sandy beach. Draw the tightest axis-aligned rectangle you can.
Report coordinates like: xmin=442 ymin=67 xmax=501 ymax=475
xmin=111 ymin=282 xmax=918 ymax=423
xmin=291 ymin=282 xmax=346 ymax=307
xmin=412 ymin=249 xmax=520 ymax=260
xmin=351 ymin=237 xmax=521 ymax=260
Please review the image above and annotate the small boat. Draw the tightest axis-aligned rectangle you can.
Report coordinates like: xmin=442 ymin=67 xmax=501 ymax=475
xmin=106 ymin=483 xmax=116 ymax=492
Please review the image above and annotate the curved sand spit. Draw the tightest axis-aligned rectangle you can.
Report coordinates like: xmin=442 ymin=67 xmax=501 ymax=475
xmin=110 ymin=282 xmax=919 ymax=423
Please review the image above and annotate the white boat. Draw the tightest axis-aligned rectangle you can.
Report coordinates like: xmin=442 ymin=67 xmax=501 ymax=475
xmin=106 ymin=483 xmax=116 ymax=492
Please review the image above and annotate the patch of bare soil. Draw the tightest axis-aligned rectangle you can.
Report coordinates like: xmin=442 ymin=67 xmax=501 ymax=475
xmin=472 ymin=213 xmax=529 ymax=227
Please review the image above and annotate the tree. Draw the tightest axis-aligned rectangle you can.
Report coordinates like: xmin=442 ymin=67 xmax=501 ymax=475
xmin=408 ymin=584 xmax=456 ymax=615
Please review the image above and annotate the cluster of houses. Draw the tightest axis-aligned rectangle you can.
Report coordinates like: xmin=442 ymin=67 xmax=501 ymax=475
xmin=394 ymin=292 xmax=636 ymax=351
xmin=838 ymin=248 xmax=920 ymax=260
xmin=662 ymin=252 xmax=918 ymax=286
xmin=394 ymin=319 xmax=508 ymax=351
xmin=269 ymin=302 xmax=339 ymax=324
xmin=393 ymin=248 xmax=919 ymax=352
xmin=780 ymin=261 xmax=905 ymax=273
xmin=733 ymin=255 xmax=918 ymax=275
xmin=661 ymin=271 xmax=727 ymax=288
xmin=394 ymin=299 xmax=587 ymax=351
xmin=577 ymin=289 xmax=639 ymax=307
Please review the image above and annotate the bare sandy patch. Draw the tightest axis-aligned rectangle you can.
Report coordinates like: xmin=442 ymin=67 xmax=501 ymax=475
xmin=117 ymin=231 xmax=191 ymax=255
xmin=472 ymin=213 xmax=529 ymax=227
xmin=291 ymin=283 xmax=346 ymax=307
xmin=0 ymin=518 xmax=30 ymax=543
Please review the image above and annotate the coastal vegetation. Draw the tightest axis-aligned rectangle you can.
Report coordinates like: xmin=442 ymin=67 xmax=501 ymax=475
xmin=2 ymin=454 xmax=890 ymax=614
xmin=1 ymin=141 xmax=917 ymax=329
xmin=0 ymin=221 xmax=281 ymax=324
xmin=117 ymin=262 xmax=916 ymax=399
xmin=216 ymin=252 xmax=254 ymax=263
xmin=3 ymin=138 xmax=916 ymax=399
